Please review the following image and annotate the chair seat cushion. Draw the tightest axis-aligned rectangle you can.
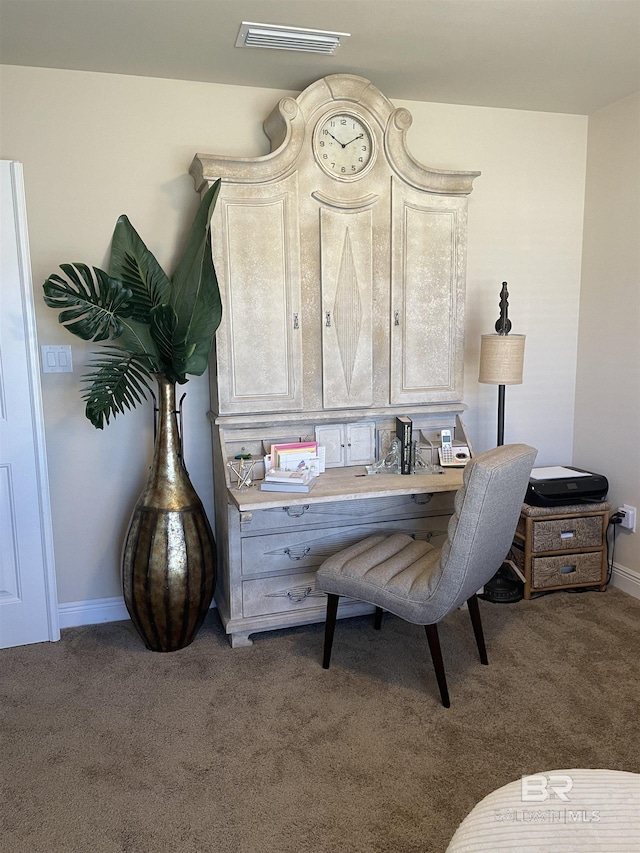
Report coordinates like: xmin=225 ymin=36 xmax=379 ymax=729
xmin=315 ymin=533 xmax=444 ymax=624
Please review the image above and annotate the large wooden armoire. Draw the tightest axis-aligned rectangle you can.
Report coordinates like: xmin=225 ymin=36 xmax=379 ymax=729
xmin=190 ymin=75 xmax=479 ymax=647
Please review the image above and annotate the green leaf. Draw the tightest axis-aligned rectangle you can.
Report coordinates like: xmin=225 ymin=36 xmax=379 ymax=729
xmin=109 ymin=215 xmax=171 ymax=322
xmin=81 ymin=347 xmax=153 ymax=429
xmin=148 ymin=305 xmax=188 ymax=384
xmin=170 ymin=179 xmax=222 ymax=376
xmin=43 ymin=264 xmax=133 ymax=342
xmin=118 ymin=317 xmax=161 ymax=370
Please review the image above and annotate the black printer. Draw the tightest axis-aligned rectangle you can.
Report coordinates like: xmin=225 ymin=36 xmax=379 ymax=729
xmin=526 ymin=466 xmax=608 ymax=507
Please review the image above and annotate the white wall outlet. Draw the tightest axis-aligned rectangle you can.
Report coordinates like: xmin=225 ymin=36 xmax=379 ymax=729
xmin=41 ymin=344 xmax=73 ymax=373
xmin=619 ymin=504 xmax=637 ymax=533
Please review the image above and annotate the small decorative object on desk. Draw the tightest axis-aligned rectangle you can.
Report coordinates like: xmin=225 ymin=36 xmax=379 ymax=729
xmin=366 ymin=437 xmax=443 ymax=475
xmin=228 ymin=455 xmax=256 ymax=491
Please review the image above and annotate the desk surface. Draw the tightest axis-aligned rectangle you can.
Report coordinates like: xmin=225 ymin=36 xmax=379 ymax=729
xmin=229 ymin=465 xmax=464 ymax=511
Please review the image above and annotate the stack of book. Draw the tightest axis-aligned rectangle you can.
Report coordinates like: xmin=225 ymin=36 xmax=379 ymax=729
xmin=259 ymin=467 xmax=318 ymax=493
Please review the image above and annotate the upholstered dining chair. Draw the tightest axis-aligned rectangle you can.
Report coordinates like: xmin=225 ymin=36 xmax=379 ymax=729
xmin=315 ymin=443 xmax=537 ymax=707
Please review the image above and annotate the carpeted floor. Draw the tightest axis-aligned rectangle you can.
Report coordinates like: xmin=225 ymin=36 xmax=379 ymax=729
xmin=1 ymin=586 xmax=639 ymax=853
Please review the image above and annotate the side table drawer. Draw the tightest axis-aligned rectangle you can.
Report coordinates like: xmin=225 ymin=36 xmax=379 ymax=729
xmin=524 ymin=515 xmax=603 ymax=552
xmin=532 ymin=552 xmax=603 ymax=589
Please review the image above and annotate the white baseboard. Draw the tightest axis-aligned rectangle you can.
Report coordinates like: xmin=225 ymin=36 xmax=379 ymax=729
xmin=58 ymin=567 xmax=639 ymax=631
xmin=58 ymin=596 xmax=217 ymax=630
xmin=611 ymin=563 xmax=640 ymax=599
xmin=58 ymin=596 xmax=130 ymax=629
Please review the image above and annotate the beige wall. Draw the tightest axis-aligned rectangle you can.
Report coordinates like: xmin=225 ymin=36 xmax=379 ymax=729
xmin=574 ymin=93 xmax=640 ymax=576
xmin=1 ymin=64 xmax=589 ymax=605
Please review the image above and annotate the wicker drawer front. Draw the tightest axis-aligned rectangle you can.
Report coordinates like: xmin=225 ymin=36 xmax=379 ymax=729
xmin=532 ymin=552 xmax=603 ymax=589
xmin=530 ymin=516 xmax=602 ymax=552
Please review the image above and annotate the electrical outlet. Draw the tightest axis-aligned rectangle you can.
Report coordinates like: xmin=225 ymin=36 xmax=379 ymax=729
xmin=618 ymin=504 xmax=637 ymax=533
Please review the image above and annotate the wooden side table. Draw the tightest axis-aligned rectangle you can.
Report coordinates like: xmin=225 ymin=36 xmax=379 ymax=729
xmin=510 ymin=501 xmax=610 ymax=599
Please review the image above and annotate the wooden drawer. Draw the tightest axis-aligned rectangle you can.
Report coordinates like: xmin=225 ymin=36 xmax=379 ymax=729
xmin=531 ymin=551 xmax=603 ymax=589
xmin=239 ymin=492 xmax=454 ymax=534
xmin=240 ymin=517 xmax=450 ymax=578
xmin=242 ymin=571 xmax=326 ymax=618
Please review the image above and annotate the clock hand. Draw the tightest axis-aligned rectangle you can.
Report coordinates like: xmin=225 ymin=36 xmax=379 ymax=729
xmin=344 ymin=134 xmax=364 ymax=147
xmin=326 ymin=131 xmax=346 ymax=147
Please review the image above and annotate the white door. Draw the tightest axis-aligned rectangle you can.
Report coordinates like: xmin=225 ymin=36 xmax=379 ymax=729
xmin=0 ymin=161 xmax=59 ymax=648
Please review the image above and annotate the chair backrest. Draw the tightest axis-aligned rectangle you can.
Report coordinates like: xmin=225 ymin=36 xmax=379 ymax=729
xmin=436 ymin=443 xmax=537 ymax=613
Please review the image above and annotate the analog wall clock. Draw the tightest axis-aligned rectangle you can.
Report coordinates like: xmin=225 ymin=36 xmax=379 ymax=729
xmin=313 ymin=112 xmax=375 ymax=179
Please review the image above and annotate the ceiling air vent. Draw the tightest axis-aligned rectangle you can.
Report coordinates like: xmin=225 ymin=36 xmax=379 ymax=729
xmin=235 ymin=22 xmax=350 ymax=55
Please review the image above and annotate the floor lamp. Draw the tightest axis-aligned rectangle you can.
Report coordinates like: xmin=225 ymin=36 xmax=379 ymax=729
xmin=478 ymin=282 xmax=526 ymax=602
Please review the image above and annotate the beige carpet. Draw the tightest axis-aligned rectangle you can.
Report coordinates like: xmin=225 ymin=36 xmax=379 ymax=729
xmin=2 ymin=587 xmax=639 ymax=853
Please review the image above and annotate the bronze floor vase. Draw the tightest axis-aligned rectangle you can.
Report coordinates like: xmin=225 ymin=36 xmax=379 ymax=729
xmin=122 ymin=374 xmax=216 ymax=652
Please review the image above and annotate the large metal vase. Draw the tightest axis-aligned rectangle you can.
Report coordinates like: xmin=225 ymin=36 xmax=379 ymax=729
xmin=122 ymin=375 xmax=216 ymax=652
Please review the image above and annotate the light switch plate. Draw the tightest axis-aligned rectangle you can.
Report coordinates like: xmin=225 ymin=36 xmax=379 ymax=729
xmin=41 ymin=345 xmax=73 ymax=373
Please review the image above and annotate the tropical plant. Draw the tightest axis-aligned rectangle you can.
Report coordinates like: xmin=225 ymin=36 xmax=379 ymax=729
xmin=43 ymin=179 xmax=222 ymax=428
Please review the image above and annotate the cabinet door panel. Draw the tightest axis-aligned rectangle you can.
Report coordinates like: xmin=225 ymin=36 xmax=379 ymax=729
xmin=390 ymin=182 xmax=467 ymax=404
xmin=320 ymin=208 xmax=373 ymax=408
xmin=211 ymin=176 xmax=302 ymax=414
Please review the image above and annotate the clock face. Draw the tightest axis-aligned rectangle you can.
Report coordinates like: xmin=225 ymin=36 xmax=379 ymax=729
xmin=314 ymin=112 xmax=374 ymax=179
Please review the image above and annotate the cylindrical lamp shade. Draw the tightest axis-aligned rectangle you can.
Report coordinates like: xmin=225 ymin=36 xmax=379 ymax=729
xmin=478 ymin=334 xmax=526 ymax=385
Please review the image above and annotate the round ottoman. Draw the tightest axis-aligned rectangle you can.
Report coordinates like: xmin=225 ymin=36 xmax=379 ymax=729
xmin=446 ymin=768 xmax=640 ymax=851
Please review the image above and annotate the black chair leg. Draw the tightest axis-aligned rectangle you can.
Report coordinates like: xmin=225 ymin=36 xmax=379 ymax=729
xmin=374 ymin=607 xmax=383 ymax=630
xmin=467 ymin=593 xmax=489 ymax=665
xmin=322 ymin=594 xmax=339 ymax=669
xmin=425 ymin=623 xmax=450 ymax=708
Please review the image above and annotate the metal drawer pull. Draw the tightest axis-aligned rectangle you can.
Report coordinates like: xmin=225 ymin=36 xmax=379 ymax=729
xmin=412 ymin=493 xmax=433 ymax=505
xmin=283 ymin=546 xmax=311 ymax=561
xmin=560 ymin=565 xmax=577 ymax=574
xmin=325 ymin=311 xmax=332 ymax=327
xmin=266 ymin=586 xmax=323 ymax=603
xmin=283 ymin=505 xmax=310 ymax=518
xmin=560 ymin=531 xmax=575 ymax=539
xmin=394 ymin=310 xmax=400 ymax=326
xmin=286 ymin=587 xmax=313 ymax=602
xmin=293 ymin=312 xmax=299 ymax=329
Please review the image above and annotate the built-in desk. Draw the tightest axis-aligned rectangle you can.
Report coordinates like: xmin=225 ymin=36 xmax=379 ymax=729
xmin=218 ymin=467 xmax=464 ymax=647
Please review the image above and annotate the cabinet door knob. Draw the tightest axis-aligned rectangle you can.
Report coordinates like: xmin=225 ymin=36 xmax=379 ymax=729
xmin=325 ymin=311 xmax=332 ymax=328
xmin=293 ymin=312 xmax=299 ymax=329
xmin=394 ymin=310 xmax=400 ymax=326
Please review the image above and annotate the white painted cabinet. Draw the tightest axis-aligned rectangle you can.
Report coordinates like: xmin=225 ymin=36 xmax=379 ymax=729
xmin=315 ymin=422 xmax=376 ymax=467
xmin=190 ymin=75 xmax=479 ymax=646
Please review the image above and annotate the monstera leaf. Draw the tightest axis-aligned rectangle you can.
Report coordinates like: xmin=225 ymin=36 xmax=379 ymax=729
xmin=43 ymin=264 xmax=134 ymax=342
xmin=43 ymin=178 xmax=223 ymax=428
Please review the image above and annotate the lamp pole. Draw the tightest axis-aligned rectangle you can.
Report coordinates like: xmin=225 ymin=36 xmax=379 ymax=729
xmin=495 ymin=281 xmax=511 ymax=447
